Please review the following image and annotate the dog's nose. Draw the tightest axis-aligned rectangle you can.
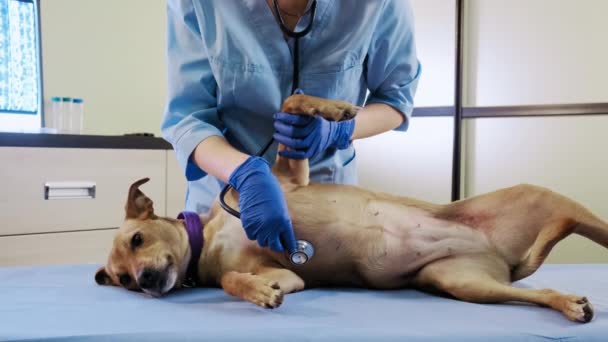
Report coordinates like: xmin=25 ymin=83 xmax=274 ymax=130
xmin=138 ymin=268 xmax=161 ymax=290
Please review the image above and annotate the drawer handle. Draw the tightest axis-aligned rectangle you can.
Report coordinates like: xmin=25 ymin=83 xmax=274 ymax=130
xmin=44 ymin=181 xmax=96 ymax=200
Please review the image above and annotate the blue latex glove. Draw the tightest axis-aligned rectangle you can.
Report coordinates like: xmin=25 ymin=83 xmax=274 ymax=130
xmin=228 ymin=156 xmax=297 ymax=253
xmin=272 ymin=112 xmax=355 ymax=160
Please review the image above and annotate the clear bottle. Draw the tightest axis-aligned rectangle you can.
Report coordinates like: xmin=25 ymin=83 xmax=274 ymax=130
xmin=61 ymin=97 xmax=72 ymax=133
xmin=48 ymin=97 xmax=62 ymax=132
xmin=71 ymin=98 xmax=84 ymax=134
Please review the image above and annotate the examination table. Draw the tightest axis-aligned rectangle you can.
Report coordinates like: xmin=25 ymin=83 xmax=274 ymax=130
xmin=1 ymin=264 xmax=606 ymax=341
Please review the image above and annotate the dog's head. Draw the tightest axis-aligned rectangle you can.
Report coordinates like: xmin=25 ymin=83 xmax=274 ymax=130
xmin=94 ymin=178 xmax=190 ymax=297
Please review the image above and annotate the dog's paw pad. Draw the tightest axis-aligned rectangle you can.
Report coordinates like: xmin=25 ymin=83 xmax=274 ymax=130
xmin=269 ymin=291 xmax=284 ymax=308
xmin=563 ymin=295 xmax=594 ymax=323
xmin=248 ymin=280 xmax=284 ymax=309
xmin=260 ymin=289 xmax=283 ymax=309
xmin=341 ymin=106 xmax=360 ymax=121
xmin=582 ymin=303 xmax=594 ymax=322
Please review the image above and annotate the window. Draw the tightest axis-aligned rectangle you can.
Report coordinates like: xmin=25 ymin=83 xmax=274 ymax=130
xmin=0 ymin=0 xmax=42 ymax=132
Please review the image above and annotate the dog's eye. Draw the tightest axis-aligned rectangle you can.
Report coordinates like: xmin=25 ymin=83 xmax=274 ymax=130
xmin=119 ymin=274 xmax=131 ymax=286
xmin=131 ymin=232 xmax=143 ymax=249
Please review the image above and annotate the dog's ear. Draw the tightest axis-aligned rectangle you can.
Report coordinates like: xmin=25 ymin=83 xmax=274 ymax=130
xmin=125 ymin=178 xmax=157 ymax=220
xmin=95 ymin=267 xmax=113 ymax=286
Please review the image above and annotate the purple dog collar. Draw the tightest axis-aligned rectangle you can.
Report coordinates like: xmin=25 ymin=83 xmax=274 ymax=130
xmin=177 ymin=211 xmax=204 ymax=286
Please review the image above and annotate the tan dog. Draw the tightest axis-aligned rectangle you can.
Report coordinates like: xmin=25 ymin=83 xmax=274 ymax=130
xmin=95 ymin=94 xmax=607 ymax=323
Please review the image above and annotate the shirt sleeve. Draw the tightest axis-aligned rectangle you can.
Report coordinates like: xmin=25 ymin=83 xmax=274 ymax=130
xmin=161 ymin=0 xmax=224 ymax=181
xmin=365 ymin=0 xmax=422 ymax=132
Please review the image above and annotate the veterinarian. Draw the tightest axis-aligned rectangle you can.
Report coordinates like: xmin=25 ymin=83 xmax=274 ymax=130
xmin=162 ymin=0 xmax=421 ymax=254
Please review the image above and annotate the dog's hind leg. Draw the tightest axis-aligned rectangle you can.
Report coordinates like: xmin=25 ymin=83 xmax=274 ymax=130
xmin=439 ymin=184 xmax=608 ymax=273
xmin=511 ymin=218 xmax=577 ymax=281
xmin=528 ymin=186 xmax=608 ymax=250
xmin=571 ymin=204 xmax=608 ymax=249
xmin=414 ymin=255 xmax=594 ymax=323
xmin=517 ymin=189 xmax=608 ymax=269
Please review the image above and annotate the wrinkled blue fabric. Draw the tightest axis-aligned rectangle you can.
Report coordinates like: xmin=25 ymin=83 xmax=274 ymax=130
xmin=1 ymin=264 xmax=607 ymax=341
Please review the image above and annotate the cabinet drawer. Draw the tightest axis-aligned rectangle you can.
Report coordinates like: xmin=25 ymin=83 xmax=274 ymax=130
xmin=0 ymin=229 xmax=116 ymax=266
xmin=0 ymin=147 xmax=166 ymax=235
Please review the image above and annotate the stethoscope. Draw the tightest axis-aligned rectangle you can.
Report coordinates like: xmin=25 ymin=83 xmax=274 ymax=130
xmin=219 ymin=0 xmax=318 ymax=265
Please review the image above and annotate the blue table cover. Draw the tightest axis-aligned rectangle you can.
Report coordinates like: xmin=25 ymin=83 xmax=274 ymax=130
xmin=1 ymin=264 xmax=607 ymax=341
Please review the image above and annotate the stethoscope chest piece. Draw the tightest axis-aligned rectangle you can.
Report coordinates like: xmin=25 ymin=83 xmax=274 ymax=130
xmin=289 ymin=240 xmax=315 ymax=265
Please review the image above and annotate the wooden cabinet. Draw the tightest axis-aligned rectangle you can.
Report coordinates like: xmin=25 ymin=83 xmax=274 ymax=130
xmin=0 ymin=138 xmax=186 ymax=266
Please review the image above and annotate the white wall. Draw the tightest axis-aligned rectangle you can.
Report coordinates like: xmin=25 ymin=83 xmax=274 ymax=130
xmin=463 ymin=0 xmax=608 ymax=262
xmin=356 ymin=0 xmax=456 ymax=203
xmin=356 ymin=117 xmax=454 ymax=203
xmin=409 ymin=0 xmax=455 ymax=107
xmin=40 ymin=0 xmax=167 ymax=135
xmin=464 ymin=116 xmax=608 ymax=263
xmin=464 ymin=0 xmax=608 ymax=106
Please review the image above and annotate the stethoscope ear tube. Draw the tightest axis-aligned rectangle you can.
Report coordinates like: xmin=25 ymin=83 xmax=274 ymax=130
xmin=272 ymin=0 xmax=317 ymax=93
xmin=272 ymin=0 xmax=317 ymax=38
xmin=218 ymin=0 xmax=318 ymax=265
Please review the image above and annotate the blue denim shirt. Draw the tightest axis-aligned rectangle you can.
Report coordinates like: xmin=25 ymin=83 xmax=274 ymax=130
xmin=162 ymin=0 xmax=421 ymax=213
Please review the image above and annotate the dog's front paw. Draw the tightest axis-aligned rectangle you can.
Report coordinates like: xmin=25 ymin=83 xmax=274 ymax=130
xmin=560 ymin=295 xmax=594 ymax=323
xmin=281 ymin=94 xmax=359 ymax=122
xmin=246 ymin=280 xmax=284 ymax=309
xmin=318 ymin=102 xmax=360 ymax=122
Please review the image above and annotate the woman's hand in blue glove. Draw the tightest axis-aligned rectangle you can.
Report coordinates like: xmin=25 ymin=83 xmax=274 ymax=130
xmin=228 ymin=156 xmax=297 ymax=253
xmin=272 ymin=112 xmax=355 ymax=160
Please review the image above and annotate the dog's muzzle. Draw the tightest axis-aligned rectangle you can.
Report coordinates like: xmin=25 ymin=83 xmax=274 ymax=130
xmin=137 ymin=267 xmax=168 ymax=296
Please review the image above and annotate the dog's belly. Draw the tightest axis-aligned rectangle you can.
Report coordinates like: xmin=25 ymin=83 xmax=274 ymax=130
xmin=278 ymin=184 xmax=492 ymax=289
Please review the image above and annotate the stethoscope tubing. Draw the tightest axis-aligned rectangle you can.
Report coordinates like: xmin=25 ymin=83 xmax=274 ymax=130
xmin=219 ymin=0 xmax=318 ymax=264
